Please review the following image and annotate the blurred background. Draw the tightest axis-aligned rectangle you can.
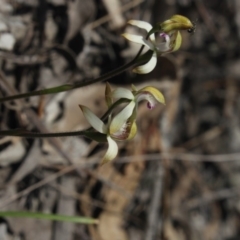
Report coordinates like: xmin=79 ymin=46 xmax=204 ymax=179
xmin=0 ymin=0 xmax=240 ymax=239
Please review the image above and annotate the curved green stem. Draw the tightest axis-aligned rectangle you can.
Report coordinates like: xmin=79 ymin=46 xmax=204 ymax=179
xmin=0 ymin=129 xmax=107 ymax=142
xmin=0 ymin=98 xmax=131 ymax=140
xmin=0 ymin=129 xmax=86 ymax=138
xmin=0 ymin=45 xmax=152 ymax=103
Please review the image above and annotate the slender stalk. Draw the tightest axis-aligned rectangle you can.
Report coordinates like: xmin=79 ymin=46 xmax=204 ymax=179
xmin=0 ymin=129 xmax=108 ymax=141
xmin=0 ymin=211 xmax=98 ymax=224
xmin=0 ymin=129 xmax=86 ymax=138
xmin=0 ymin=98 xmax=130 ymax=139
xmin=0 ymin=21 xmax=157 ymax=103
xmin=0 ymin=37 xmax=153 ymax=102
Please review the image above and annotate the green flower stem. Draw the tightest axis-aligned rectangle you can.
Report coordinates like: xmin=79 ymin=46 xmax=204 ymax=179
xmin=0 ymin=211 xmax=98 ymax=224
xmin=0 ymin=129 xmax=107 ymax=141
xmin=0 ymin=98 xmax=131 ymax=139
xmin=0 ymin=48 xmax=153 ymax=103
xmin=0 ymin=129 xmax=86 ymax=138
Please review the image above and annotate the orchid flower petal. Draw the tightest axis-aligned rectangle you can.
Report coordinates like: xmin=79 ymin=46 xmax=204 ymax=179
xmin=161 ymin=15 xmax=194 ymax=33
xmin=131 ymin=84 xmax=137 ymax=92
xmin=135 ymin=87 xmax=165 ymax=109
xmin=137 ymin=86 xmax=165 ymax=105
xmin=101 ymin=136 xmax=118 ymax=165
xmin=111 ymin=88 xmax=134 ymax=100
xmin=110 ymin=101 xmax=135 ymax=134
xmin=122 ymin=33 xmax=154 ymax=50
xmin=111 ymin=106 xmax=137 ymax=141
xmin=79 ymin=105 xmax=106 ymax=133
xmin=157 ymin=43 xmax=171 ymax=52
xmin=126 ymin=121 xmax=137 ymax=140
xmin=133 ymin=52 xmax=157 ymax=74
xmin=155 ymin=33 xmax=171 ymax=52
xmin=128 ymin=20 xmax=152 ymax=32
xmin=171 ymin=31 xmax=182 ymax=52
xmin=128 ymin=20 xmax=155 ymax=42
xmin=111 ymin=118 xmax=137 ymax=141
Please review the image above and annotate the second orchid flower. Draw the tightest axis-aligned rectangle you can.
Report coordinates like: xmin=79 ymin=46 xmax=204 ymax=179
xmin=122 ymin=15 xmax=194 ymax=74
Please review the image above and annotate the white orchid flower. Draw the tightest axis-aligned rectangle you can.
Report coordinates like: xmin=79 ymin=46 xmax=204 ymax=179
xmin=80 ymin=84 xmax=165 ymax=165
xmin=122 ymin=15 xmax=194 ymax=74
xmin=79 ymin=100 xmax=136 ymax=165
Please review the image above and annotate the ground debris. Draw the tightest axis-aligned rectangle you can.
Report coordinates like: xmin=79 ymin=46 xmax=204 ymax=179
xmin=0 ymin=1 xmax=240 ymax=240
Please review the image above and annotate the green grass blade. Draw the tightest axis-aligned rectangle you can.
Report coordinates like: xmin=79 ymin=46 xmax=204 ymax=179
xmin=0 ymin=211 xmax=98 ymax=224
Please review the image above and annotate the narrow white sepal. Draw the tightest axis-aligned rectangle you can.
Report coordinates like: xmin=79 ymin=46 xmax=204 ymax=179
xmin=128 ymin=20 xmax=152 ymax=32
xmin=110 ymin=101 xmax=135 ymax=134
xmin=80 ymin=105 xmax=106 ymax=133
xmin=128 ymin=20 xmax=155 ymax=42
xmin=133 ymin=52 xmax=157 ymax=74
xmin=122 ymin=33 xmax=154 ymax=50
xmin=112 ymin=88 xmax=134 ymax=100
xmin=101 ymin=136 xmax=118 ymax=165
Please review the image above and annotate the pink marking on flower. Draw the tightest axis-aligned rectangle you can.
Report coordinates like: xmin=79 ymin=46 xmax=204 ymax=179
xmin=160 ymin=33 xmax=168 ymax=38
xmin=147 ymin=102 xmax=154 ymax=110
